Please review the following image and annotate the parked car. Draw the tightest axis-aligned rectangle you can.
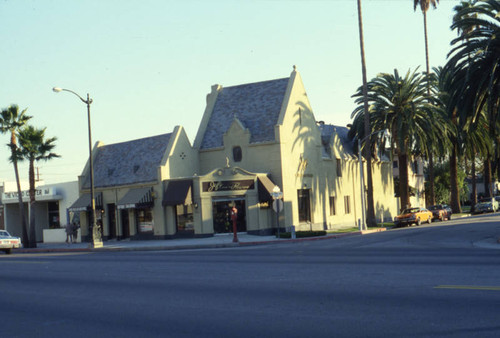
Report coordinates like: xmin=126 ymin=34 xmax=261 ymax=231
xmin=478 ymin=197 xmax=498 ymax=212
xmin=473 ymin=201 xmax=496 ymax=214
xmin=0 ymin=230 xmax=22 ymax=254
xmin=394 ymin=207 xmax=433 ymax=227
xmin=427 ymin=204 xmax=452 ymax=221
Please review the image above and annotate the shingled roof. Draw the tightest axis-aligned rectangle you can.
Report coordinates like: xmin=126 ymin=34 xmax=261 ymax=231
xmin=318 ymin=124 xmax=355 ymax=157
xmin=200 ymin=77 xmax=289 ymax=149
xmin=82 ymin=133 xmax=172 ymax=189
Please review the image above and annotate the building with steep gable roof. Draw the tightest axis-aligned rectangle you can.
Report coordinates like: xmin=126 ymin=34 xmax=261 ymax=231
xmin=68 ymin=67 xmax=398 ymax=243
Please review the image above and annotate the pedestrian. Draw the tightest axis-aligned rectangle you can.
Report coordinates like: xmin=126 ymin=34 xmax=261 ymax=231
xmin=72 ymin=222 xmax=80 ymax=243
xmin=65 ymin=223 xmax=74 ymax=244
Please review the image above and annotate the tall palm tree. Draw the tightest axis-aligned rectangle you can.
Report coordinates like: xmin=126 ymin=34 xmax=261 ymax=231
xmin=413 ymin=0 xmax=439 ymax=92
xmin=447 ymin=0 xmax=500 ymax=127
xmin=446 ymin=0 xmax=500 ymax=208
xmin=352 ymin=69 xmax=437 ymax=210
xmin=356 ymin=0 xmax=376 ymax=227
xmin=17 ymin=125 xmax=59 ymax=248
xmin=0 ymin=105 xmax=32 ymax=247
xmin=414 ymin=0 xmax=439 ymax=205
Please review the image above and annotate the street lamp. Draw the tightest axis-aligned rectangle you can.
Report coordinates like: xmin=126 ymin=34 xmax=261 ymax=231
xmin=52 ymin=87 xmax=103 ymax=248
xmin=358 ymin=130 xmax=389 ymax=231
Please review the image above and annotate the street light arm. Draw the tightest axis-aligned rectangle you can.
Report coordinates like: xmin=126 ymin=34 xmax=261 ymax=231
xmin=52 ymin=87 xmax=92 ymax=105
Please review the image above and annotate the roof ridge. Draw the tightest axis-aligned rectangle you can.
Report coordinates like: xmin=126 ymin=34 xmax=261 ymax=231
xmin=223 ymin=77 xmax=289 ymax=90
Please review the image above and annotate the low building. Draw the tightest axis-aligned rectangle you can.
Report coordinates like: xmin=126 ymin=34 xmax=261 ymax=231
xmin=74 ymin=67 xmax=398 ymax=241
xmin=1 ymin=181 xmax=79 ymax=241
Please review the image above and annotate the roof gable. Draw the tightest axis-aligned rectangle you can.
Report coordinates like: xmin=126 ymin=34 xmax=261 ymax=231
xmin=200 ymin=77 xmax=289 ymax=149
xmin=82 ymin=133 xmax=172 ymax=188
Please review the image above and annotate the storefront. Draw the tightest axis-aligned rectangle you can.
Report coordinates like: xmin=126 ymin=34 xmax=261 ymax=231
xmin=2 ymin=181 xmax=79 ymax=242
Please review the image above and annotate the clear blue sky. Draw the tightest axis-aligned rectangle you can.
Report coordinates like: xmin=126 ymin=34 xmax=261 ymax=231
xmin=0 ymin=0 xmax=459 ymax=185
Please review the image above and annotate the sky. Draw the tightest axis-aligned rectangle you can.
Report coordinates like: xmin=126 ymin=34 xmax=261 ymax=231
xmin=0 ymin=0 xmax=460 ymax=186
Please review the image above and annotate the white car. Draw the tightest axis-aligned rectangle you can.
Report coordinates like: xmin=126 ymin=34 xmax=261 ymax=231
xmin=0 ymin=230 xmax=22 ymax=254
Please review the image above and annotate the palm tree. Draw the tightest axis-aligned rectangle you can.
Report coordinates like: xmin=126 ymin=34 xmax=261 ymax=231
xmin=413 ymin=0 xmax=439 ymax=93
xmin=445 ymin=0 xmax=500 ymax=210
xmin=0 ymin=105 xmax=32 ymax=247
xmin=447 ymin=0 xmax=500 ymax=127
xmin=17 ymin=125 xmax=59 ymax=248
xmin=356 ymin=0 xmax=376 ymax=227
xmin=413 ymin=0 xmax=439 ymax=204
xmin=352 ymin=69 xmax=438 ymax=210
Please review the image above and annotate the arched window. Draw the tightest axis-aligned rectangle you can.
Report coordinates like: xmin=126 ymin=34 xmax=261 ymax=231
xmin=233 ymin=146 xmax=242 ymax=162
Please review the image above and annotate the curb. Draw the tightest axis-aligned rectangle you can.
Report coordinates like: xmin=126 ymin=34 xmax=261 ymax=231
xmin=13 ymin=228 xmax=387 ymax=254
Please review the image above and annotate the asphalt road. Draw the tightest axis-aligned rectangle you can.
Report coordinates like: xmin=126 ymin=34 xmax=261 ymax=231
xmin=1 ymin=214 xmax=500 ymax=337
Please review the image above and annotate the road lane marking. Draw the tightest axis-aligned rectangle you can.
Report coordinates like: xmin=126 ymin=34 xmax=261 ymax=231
xmin=435 ymin=285 xmax=500 ymax=291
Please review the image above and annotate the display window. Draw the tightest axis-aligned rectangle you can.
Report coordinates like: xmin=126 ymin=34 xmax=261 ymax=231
xmin=176 ymin=204 xmax=194 ymax=232
xmin=136 ymin=208 xmax=154 ymax=233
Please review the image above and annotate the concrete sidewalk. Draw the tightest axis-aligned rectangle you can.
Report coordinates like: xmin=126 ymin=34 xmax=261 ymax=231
xmin=15 ymin=229 xmax=387 ymax=254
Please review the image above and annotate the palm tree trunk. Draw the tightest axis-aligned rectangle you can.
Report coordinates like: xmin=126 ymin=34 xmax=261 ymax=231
xmin=428 ymin=153 xmax=435 ymax=205
xmin=357 ymin=0 xmax=376 ymax=227
xmin=484 ymin=154 xmax=492 ymax=197
xmin=471 ymin=151 xmax=477 ymax=213
xmin=28 ymin=159 xmax=37 ymax=248
xmin=10 ymin=132 xmax=29 ymax=247
xmin=450 ymin=144 xmax=461 ymax=213
xmin=398 ymin=153 xmax=410 ymax=210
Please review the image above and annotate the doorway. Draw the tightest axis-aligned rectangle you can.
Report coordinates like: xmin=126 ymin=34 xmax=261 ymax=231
xmin=107 ymin=204 xmax=116 ymax=239
xmin=120 ymin=209 xmax=130 ymax=239
xmin=212 ymin=199 xmax=246 ymax=233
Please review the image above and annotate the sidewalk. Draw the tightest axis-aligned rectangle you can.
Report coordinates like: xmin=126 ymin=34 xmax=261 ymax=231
xmin=15 ymin=229 xmax=386 ymax=254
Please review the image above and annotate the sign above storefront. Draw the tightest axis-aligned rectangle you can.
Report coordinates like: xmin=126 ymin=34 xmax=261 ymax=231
xmin=2 ymin=187 xmax=61 ymax=203
xmin=202 ymin=180 xmax=255 ymax=193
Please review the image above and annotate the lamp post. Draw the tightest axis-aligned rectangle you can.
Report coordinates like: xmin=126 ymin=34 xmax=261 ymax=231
xmin=358 ymin=130 xmax=389 ymax=231
xmin=53 ymin=87 xmax=103 ymax=248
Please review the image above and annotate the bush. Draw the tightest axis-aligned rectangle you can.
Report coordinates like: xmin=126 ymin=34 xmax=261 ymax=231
xmin=277 ymin=230 xmax=327 ymax=239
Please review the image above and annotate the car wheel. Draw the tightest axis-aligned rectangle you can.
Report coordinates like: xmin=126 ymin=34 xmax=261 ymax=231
xmin=417 ymin=218 xmax=421 ymax=226
xmin=4 ymin=248 xmax=12 ymax=255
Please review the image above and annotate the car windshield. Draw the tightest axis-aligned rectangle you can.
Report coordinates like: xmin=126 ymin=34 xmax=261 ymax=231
xmin=0 ymin=230 xmax=9 ymax=237
xmin=403 ymin=208 xmax=420 ymax=214
xmin=428 ymin=206 xmax=440 ymax=211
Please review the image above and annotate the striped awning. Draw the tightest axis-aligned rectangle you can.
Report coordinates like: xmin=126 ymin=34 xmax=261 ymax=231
xmin=68 ymin=192 xmax=103 ymax=212
xmin=117 ymin=187 xmax=154 ymax=209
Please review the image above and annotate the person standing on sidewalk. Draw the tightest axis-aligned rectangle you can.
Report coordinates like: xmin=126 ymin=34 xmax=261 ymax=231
xmin=65 ymin=223 xmax=75 ymax=244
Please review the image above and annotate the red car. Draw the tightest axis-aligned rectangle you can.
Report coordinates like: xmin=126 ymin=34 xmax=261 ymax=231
xmin=428 ymin=204 xmax=452 ymax=221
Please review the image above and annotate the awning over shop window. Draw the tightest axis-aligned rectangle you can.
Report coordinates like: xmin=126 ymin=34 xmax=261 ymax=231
xmin=68 ymin=192 xmax=103 ymax=212
xmin=162 ymin=180 xmax=193 ymax=206
xmin=258 ymin=175 xmax=276 ymax=202
xmin=117 ymin=187 xmax=154 ymax=210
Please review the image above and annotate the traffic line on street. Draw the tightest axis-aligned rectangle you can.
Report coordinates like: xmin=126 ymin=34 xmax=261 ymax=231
xmin=435 ymin=285 xmax=500 ymax=291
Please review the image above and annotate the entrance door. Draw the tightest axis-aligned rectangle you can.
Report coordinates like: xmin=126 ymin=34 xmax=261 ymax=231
xmin=107 ymin=204 xmax=116 ymax=239
xmin=212 ymin=199 xmax=246 ymax=233
xmin=121 ymin=209 xmax=130 ymax=239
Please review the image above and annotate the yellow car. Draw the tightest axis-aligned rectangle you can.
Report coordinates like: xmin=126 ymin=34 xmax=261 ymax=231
xmin=394 ymin=207 xmax=433 ymax=227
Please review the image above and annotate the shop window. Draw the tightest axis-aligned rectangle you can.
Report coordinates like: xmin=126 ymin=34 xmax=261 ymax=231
xmin=336 ymin=158 xmax=342 ymax=177
xmin=297 ymin=189 xmax=311 ymax=223
xmin=48 ymin=202 xmax=60 ymax=228
xmin=329 ymin=196 xmax=336 ymax=216
xmin=344 ymin=196 xmax=351 ymax=214
xmin=233 ymin=146 xmax=242 ymax=162
xmin=176 ymin=204 xmax=194 ymax=232
xmin=136 ymin=208 xmax=154 ymax=233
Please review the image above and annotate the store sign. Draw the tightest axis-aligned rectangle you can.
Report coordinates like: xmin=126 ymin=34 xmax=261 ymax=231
xmin=2 ymin=187 xmax=56 ymax=203
xmin=203 ymin=180 xmax=255 ymax=192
